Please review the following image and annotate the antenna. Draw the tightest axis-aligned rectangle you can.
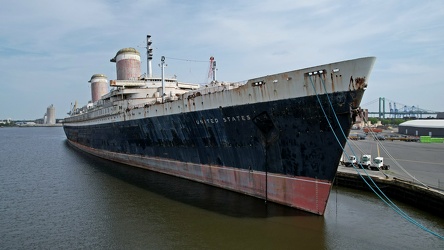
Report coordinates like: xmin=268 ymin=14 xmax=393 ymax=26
xmin=160 ymin=56 xmax=167 ymax=103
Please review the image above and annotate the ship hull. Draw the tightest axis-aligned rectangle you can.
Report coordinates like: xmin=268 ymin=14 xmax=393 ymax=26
xmin=64 ymin=90 xmax=362 ymax=215
xmin=63 ymin=56 xmax=375 ymax=215
xmin=68 ymin=139 xmax=332 ymax=214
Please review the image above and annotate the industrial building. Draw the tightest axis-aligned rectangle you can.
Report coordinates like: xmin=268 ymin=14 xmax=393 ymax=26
xmin=44 ymin=104 xmax=56 ymax=125
xmin=398 ymin=120 xmax=444 ymax=137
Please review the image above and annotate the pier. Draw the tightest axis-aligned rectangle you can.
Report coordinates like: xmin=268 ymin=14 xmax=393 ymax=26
xmin=335 ymin=137 xmax=444 ymax=216
xmin=335 ymin=166 xmax=444 ymax=216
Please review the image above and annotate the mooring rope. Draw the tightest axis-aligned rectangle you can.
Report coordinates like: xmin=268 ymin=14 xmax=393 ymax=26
xmin=361 ymin=123 xmax=429 ymax=188
xmin=308 ymin=74 xmax=444 ymax=240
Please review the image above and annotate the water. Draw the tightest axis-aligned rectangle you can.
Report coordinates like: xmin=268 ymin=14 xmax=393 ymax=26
xmin=1 ymin=127 xmax=443 ymax=249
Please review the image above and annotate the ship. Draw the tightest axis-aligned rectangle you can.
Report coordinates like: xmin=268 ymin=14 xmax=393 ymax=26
xmin=63 ymin=35 xmax=376 ymax=215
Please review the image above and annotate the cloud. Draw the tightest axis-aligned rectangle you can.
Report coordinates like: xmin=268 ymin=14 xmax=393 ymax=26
xmin=0 ymin=0 xmax=443 ymax=119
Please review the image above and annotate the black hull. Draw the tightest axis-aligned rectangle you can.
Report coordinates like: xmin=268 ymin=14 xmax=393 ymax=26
xmin=64 ymin=90 xmax=361 ymax=182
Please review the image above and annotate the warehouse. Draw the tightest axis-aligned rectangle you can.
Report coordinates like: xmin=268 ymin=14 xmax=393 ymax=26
xmin=398 ymin=120 xmax=444 ymax=137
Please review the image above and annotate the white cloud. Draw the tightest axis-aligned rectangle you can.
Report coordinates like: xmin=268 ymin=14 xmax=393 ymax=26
xmin=0 ymin=0 xmax=443 ymax=119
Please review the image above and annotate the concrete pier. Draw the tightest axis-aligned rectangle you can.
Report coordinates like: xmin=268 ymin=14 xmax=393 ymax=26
xmin=335 ymin=165 xmax=444 ymax=216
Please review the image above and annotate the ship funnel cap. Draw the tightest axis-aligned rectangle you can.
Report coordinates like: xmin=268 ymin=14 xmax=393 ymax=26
xmin=110 ymin=47 xmax=140 ymax=62
xmin=88 ymin=73 xmax=107 ymax=82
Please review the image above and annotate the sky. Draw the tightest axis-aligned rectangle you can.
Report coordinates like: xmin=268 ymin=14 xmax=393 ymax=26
xmin=1 ymin=0 xmax=443 ymax=120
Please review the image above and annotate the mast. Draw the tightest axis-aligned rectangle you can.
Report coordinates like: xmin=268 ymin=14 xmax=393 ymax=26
xmin=212 ymin=58 xmax=217 ymax=82
xmin=209 ymin=56 xmax=217 ymax=82
xmin=147 ymin=35 xmax=153 ymax=78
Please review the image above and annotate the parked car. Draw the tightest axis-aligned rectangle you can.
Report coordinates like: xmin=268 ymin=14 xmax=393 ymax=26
xmin=357 ymin=133 xmax=367 ymax=140
xmin=375 ymin=134 xmax=385 ymax=140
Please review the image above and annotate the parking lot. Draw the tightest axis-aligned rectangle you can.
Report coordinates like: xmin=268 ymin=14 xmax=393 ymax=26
xmin=344 ymin=132 xmax=444 ymax=190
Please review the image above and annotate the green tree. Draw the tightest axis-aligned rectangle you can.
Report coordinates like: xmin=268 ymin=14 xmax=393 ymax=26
xmin=368 ymin=117 xmax=378 ymax=124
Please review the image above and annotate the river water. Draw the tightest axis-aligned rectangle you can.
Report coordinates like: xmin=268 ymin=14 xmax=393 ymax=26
xmin=1 ymin=127 xmax=443 ymax=249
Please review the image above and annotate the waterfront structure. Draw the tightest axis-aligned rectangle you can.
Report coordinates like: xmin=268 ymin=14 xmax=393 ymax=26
xmin=43 ymin=104 xmax=56 ymax=125
xmin=399 ymin=120 xmax=444 ymax=137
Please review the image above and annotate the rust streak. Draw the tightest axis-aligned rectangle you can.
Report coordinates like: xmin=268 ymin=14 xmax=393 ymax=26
xmin=354 ymin=77 xmax=366 ymax=89
xmin=349 ymin=76 xmax=354 ymax=91
xmin=330 ymin=73 xmax=335 ymax=92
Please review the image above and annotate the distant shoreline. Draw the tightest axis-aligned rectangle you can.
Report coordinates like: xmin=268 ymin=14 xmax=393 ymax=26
xmin=1 ymin=124 xmax=63 ymax=128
